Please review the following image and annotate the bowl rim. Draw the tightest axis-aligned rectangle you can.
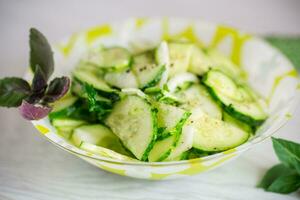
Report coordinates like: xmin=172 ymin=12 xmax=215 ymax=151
xmin=31 ymin=17 xmax=300 ymax=166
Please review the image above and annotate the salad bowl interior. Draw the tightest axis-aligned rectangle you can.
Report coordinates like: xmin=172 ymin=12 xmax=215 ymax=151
xmin=31 ymin=18 xmax=300 ymax=180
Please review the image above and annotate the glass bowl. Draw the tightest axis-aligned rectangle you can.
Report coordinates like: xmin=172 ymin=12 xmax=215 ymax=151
xmin=30 ymin=18 xmax=300 ymax=180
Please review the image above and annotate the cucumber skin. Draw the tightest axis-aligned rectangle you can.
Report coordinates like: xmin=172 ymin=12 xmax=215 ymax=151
xmin=140 ymin=107 xmax=158 ymax=161
xmin=72 ymin=78 xmax=120 ymax=102
xmin=202 ymin=74 xmax=265 ymax=127
xmin=155 ymin=111 xmax=191 ymax=161
xmin=141 ymin=65 xmax=166 ymax=90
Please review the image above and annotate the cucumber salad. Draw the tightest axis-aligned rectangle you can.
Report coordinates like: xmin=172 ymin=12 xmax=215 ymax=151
xmin=49 ymin=41 xmax=268 ymax=162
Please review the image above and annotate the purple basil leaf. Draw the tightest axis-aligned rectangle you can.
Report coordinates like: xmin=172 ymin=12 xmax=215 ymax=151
xmin=30 ymin=28 xmax=54 ymax=81
xmin=0 ymin=77 xmax=31 ymax=107
xmin=43 ymin=76 xmax=70 ymax=103
xmin=32 ymin=64 xmax=47 ymax=93
xmin=19 ymin=100 xmax=52 ymax=120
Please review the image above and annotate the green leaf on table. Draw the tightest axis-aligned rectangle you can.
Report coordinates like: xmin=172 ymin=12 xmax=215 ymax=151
xmin=257 ymin=163 xmax=294 ymax=189
xmin=267 ymin=172 xmax=300 ymax=194
xmin=0 ymin=77 xmax=31 ymax=107
xmin=265 ymin=36 xmax=300 ymax=69
xmin=272 ymin=137 xmax=300 ymax=174
xmin=30 ymin=28 xmax=54 ymax=80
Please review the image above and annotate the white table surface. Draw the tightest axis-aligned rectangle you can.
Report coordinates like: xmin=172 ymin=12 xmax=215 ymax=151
xmin=0 ymin=0 xmax=300 ymax=199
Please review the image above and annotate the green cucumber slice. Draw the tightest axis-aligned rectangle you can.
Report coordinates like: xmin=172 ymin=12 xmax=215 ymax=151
xmin=104 ymin=68 xmax=138 ymax=89
xmin=156 ymin=102 xmax=188 ymax=137
xmin=191 ymin=110 xmax=250 ymax=151
xmin=148 ymin=136 xmax=174 ymax=162
xmin=165 ymin=121 xmax=194 ymax=161
xmin=206 ymin=49 xmax=245 ymax=79
xmin=51 ymin=95 xmax=78 ymax=112
xmin=203 ymin=69 xmax=267 ymax=126
xmin=52 ymin=118 xmax=86 ymax=128
xmin=72 ymin=124 xmax=128 ymax=155
xmin=175 ymin=84 xmax=222 ymax=119
xmin=84 ymin=47 xmax=132 ymax=70
xmin=72 ymin=66 xmax=114 ymax=92
xmin=132 ymin=51 xmax=166 ymax=89
xmin=223 ymin=112 xmax=253 ymax=134
xmin=155 ymin=41 xmax=170 ymax=87
xmin=148 ymin=105 xmax=191 ymax=162
xmin=167 ymin=72 xmax=198 ymax=92
xmin=167 ymin=42 xmax=193 ymax=77
xmin=188 ymin=45 xmax=212 ymax=75
xmin=80 ymin=142 xmax=137 ymax=161
xmin=105 ymin=95 xmax=157 ymax=161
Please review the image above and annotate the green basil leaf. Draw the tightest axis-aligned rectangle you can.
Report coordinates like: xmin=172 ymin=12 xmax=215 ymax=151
xmin=0 ymin=77 xmax=31 ymax=107
xmin=32 ymin=64 xmax=47 ymax=93
xmin=272 ymin=137 xmax=300 ymax=174
xmin=257 ymin=164 xmax=294 ymax=189
xmin=30 ymin=28 xmax=54 ymax=81
xmin=267 ymin=172 xmax=300 ymax=194
xmin=43 ymin=76 xmax=70 ymax=103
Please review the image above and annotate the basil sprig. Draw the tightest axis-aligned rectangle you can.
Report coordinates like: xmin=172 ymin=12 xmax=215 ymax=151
xmin=0 ymin=28 xmax=70 ymax=120
xmin=258 ymin=137 xmax=300 ymax=194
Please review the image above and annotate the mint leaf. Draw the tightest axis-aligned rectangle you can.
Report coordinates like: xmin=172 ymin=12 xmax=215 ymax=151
xmin=257 ymin=164 xmax=294 ymax=189
xmin=19 ymin=100 xmax=52 ymax=120
xmin=267 ymin=172 xmax=300 ymax=194
xmin=43 ymin=76 xmax=70 ymax=103
xmin=30 ymin=28 xmax=54 ymax=81
xmin=272 ymin=137 xmax=300 ymax=174
xmin=0 ymin=77 xmax=31 ymax=107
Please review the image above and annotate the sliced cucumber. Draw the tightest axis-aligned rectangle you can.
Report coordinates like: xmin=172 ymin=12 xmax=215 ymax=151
xmin=188 ymin=45 xmax=212 ymax=75
xmin=175 ymin=84 xmax=222 ymax=119
xmin=191 ymin=110 xmax=249 ymax=151
xmin=155 ymin=41 xmax=170 ymax=87
xmin=56 ymin=126 xmax=75 ymax=139
xmin=104 ymin=68 xmax=138 ymax=89
xmin=165 ymin=122 xmax=194 ymax=161
xmin=167 ymin=42 xmax=193 ymax=77
xmin=105 ymin=95 xmax=157 ymax=161
xmin=156 ymin=102 xmax=188 ymax=137
xmin=144 ymin=87 xmax=182 ymax=106
xmin=72 ymin=124 xmax=129 ymax=155
xmin=148 ymin=136 xmax=174 ymax=162
xmin=132 ymin=51 xmax=166 ymax=89
xmin=84 ymin=47 xmax=132 ymax=70
xmin=72 ymin=66 xmax=114 ymax=92
xmin=52 ymin=118 xmax=86 ymax=139
xmin=223 ymin=112 xmax=253 ymax=134
xmin=52 ymin=118 xmax=86 ymax=128
xmin=51 ymin=95 xmax=78 ymax=112
xmin=203 ymin=69 xmax=267 ymax=126
xmin=167 ymin=72 xmax=198 ymax=93
xmin=148 ymin=108 xmax=191 ymax=162
xmin=121 ymin=88 xmax=147 ymax=99
xmin=206 ymin=49 xmax=245 ymax=79
xmin=80 ymin=142 xmax=137 ymax=161
xmin=71 ymin=80 xmax=112 ymax=104
xmin=202 ymin=69 xmax=241 ymax=100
